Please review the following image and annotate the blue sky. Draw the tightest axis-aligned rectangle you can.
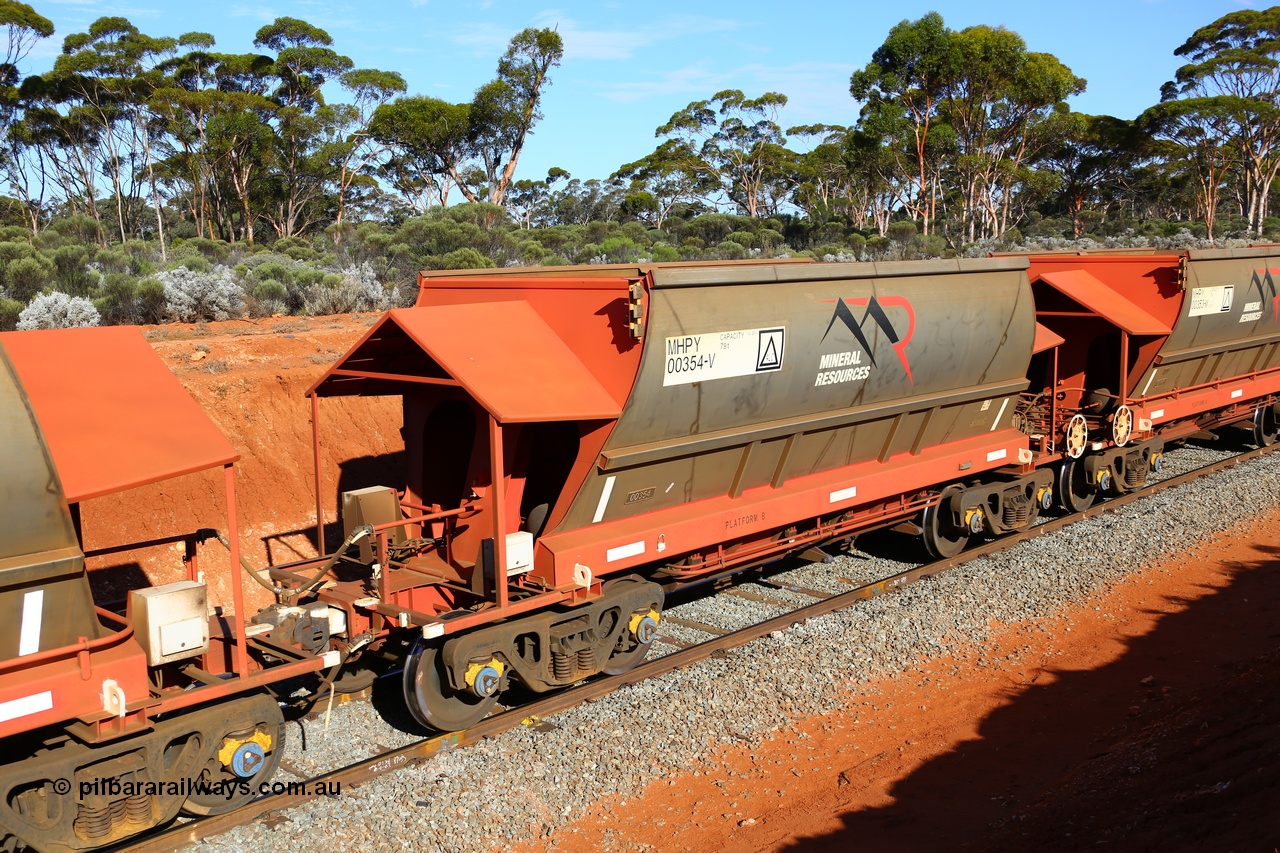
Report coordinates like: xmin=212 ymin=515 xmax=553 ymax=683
xmin=20 ymin=1 xmax=1267 ymax=184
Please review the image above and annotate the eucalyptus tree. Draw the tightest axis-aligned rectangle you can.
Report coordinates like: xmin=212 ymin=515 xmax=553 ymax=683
xmin=612 ymin=140 xmax=719 ymax=228
xmin=370 ymin=28 xmax=562 ymax=213
xmin=1158 ymin=7 xmax=1280 ymax=237
xmin=1141 ymin=99 xmax=1235 ymax=238
xmin=653 ymin=89 xmax=791 ymax=218
xmin=369 ymin=95 xmax=470 ymax=209
xmin=850 ymin=12 xmax=958 ymax=234
xmin=252 ymin=17 xmax=353 ymax=238
xmin=0 ymin=1 xmax=52 ymax=131
xmin=1039 ymin=113 xmax=1149 ymax=238
xmin=787 ymin=124 xmax=857 ymax=224
xmin=46 ymin=17 xmax=179 ymax=245
xmin=0 ymin=1 xmax=54 ymax=232
xmin=327 ymin=68 xmax=406 ymax=228
xmin=938 ymin=25 xmax=1084 ymax=242
xmin=470 ymin=27 xmax=562 ymax=206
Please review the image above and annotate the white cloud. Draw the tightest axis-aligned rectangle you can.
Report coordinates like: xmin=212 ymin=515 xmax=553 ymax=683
xmin=531 ymin=13 xmax=741 ymax=62
xmin=229 ymin=5 xmax=281 ymax=23
xmin=450 ymin=21 xmax=515 ymax=55
xmin=598 ymin=60 xmax=857 ymax=121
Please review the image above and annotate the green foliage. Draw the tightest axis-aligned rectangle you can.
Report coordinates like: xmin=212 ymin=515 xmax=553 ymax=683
xmin=887 ymin=221 xmax=918 ymax=243
xmin=252 ymin=278 xmax=287 ymax=300
xmin=4 ymin=253 xmax=54 ymax=300
xmin=0 ymin=297 xmax=23 ymax=331
xmin=136 ymin=277 xmax=166 ymax=323
xmin=434 ymin=248 xmax=494 ymax=270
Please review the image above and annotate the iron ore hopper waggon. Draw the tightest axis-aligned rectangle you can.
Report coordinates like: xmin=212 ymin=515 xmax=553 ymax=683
xmin=1018 ymin=247 xmax=1280 ymax=512
xmin=304 ymin=256 xmax=1047 ymax=731
xmin=3 ymin=249 xmax=1280 ymax=852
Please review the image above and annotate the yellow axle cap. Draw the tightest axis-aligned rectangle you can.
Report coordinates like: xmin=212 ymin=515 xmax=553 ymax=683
xmin=464 ymin=658 xmax=506 ymax=692
xmin=217 ymin=729 xmax=273 ymax=768
xmin=629 ymin=609 xmax=661 ymax=641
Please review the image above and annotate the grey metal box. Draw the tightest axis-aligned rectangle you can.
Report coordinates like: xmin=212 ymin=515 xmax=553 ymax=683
xmin=130 ymin=580 xmax=209 ymax=667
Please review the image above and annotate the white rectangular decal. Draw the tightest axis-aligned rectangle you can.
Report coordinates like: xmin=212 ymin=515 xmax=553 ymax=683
xmin=0 ymin=691 xmax=52 ymax=724
xmin=592 ymin=476 xmax=616 ymax=524
xmin=1149 ymin=408 xmax=1164 ymax=420
xmin=19 ymin=590 xmax=42 ymax=656
xmin=986 ymin=448 xmax=1008 ymax=462
xmin=989 ymin=398 xmax=1009 ymax=432
xmin=1231 ymin=389 xmax=1244 ymax=399
xmin=1188 ymin=285 xmax=1234 ymax=317
xmin=1140 ymin=369 xmax=1158 ymax=397
xmin=606 ymin=540 xmax=646 ymax=563
xmin=663 ymin=327 xmax=784 ymax=386
xmin=829 ymin=485 xmax=858 ymax=503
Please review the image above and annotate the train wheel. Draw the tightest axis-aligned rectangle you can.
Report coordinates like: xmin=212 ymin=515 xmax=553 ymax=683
xmin=599 ymin=577 xmax=661 ymax=676
xmin=1056 ymin=458 xmax=1097 ymax=513
xmin=182 ymin=694 xmax=286 ymax=816
xmin=921 ymin=484 xmax=970 ymax=559
xmin=403 ymin=636 xmax=498 ymax=732
xmin=1253 ymin=404 xmax=1278 ymax=447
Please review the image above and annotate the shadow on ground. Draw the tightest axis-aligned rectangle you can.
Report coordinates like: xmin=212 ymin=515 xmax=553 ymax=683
xmin=777 ymin=545 xmax=1280 ymax=851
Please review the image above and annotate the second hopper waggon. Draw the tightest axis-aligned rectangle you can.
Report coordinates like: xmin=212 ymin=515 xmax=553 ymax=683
xmin=300 ymin=257 xmax=1053 ymax=729
xmin=1016 ymin=246 xmax=1280 ymax=511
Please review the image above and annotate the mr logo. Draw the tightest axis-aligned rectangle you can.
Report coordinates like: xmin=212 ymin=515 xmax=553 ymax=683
xmin=820 ymin=296 xmax=916 ymax=382
xmin=1249 ymin=268 xmax=1280 ymax=321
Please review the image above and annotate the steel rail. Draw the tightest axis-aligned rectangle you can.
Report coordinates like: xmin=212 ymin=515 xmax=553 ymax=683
xmin=120 ymin=441 xmax=1278 ymax=852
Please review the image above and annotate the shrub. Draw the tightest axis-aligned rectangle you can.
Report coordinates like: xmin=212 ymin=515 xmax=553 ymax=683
xmin=887 ymin=221 xmax=918 ymax=243
xmin=301 ymin=262 xmax=393 ymax=315
xmin=272 ymin=236 xmax=316 ymax=261
xmin=167 ymin=254 xmax=211 ymax=274
xmin=595 ymin=236 xmax=643 ymax=263
xmin=157 ymin=265 xmax=244 ymax=322
xmin=17 ymin=292 xmax=101 ymax=330
xmin=253 ymin=279 xmax=288 ymax=302
xmin=50 ymin=245 xmax=96 ymax=295
xmin=96 ymin=273 xmax=143 ymax=325
xmin=714 ymin=240 xmax=749 ymax=260
xmin=0 ymin=297 xmax=22 ymax=331
xmin=5 ymin=254 xmax=55 ymax=301
xmin=436 ymin=248 xmax=494 ymax=270
xmin=136 ymin=278 xmax=166 ymax=324
xmin=648 ymin=243 xmax=680 ymax=262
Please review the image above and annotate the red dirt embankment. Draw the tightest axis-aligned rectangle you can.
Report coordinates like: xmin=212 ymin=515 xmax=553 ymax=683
xmin=78 ymin=315 xmax=403 ymax=611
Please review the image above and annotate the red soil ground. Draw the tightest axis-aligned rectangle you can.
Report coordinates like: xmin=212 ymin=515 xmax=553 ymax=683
xmin=75 ymin=318 xmax=1280 ymax=850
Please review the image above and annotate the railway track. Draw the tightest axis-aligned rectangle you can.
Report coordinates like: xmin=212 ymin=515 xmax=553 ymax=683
xmin=121 ymin=439 xmax=1276 ymax=852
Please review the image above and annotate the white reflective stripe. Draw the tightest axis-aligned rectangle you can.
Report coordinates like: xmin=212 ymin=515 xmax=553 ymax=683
xmin=0 ymin=691 xmax=52 ymax=724
xmin=1231 ymin=389 xmax=1244 ymax=399
xmin=421 ymin=622 xmax=445 ymax=640
xmin=1150 ymin=408 xmax=1164 ymax=420
xmin=592 ymin=476 xmax=616 ymax=524
xmin=829 ymin=485 xmax=858 ymax=503
xmin=18 ymin=590 xmax=42 ymax=656
xmin=989 ymin=398 xmax=1009 ymax=431
xmin=606 ymin=540 xmax=645 ymax=562
xmin=1140 ymin=369 xmax=1157 ymax=396
xmin=986 ymin=448 xmax=1008 ymax=462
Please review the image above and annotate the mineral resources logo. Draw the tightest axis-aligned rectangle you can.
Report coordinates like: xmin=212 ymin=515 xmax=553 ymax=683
xmin=817 ymin=295 xmax=916 ymax=385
